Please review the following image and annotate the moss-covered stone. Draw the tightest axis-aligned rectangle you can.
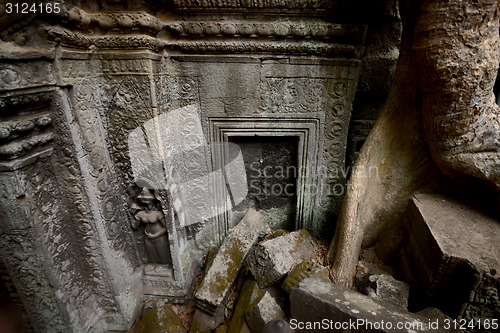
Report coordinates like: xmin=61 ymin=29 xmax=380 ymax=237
xmin=246 ymin=229 xmax=316 ymax=288
xmin=228 ymin=278 xmax=265 ymax=333
xmin=127 ymin=303 xmax=186 ymax=333
xmin=195 ymin=209 xmax=269 ymax=314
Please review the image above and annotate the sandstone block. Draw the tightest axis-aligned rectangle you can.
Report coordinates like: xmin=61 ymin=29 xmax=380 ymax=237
xmin=195 ymin=209 xmax=270 ymax=314
xmin=402 ymin=194 xmax=500 ymax=319
xmin=246 ymin=229 xmax=315 ymax=288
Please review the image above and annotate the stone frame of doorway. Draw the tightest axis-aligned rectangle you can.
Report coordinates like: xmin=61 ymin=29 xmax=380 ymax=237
xmin=206 ymin=115 xmax=323 ymax=235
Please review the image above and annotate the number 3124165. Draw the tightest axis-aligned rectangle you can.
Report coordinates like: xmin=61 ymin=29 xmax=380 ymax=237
xmin=5 ymin=2 xmax=61 ymax=14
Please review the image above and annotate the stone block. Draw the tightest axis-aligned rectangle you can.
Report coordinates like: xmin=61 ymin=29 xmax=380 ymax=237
xmin=282 ymin=260 xmax=330 ymax=293
xmin=290 ymin=277 xmax=459 ymax=332
xmin=362 ymin=274 xmax=410 ymax=309
xmin=245 ymin=292 xmax=285 ymax=333
xmin=228 ymin=278 xmax=265 ymax=333
xmin=403 ymin=194 xmax=500 ymax=319
xmin=246 ymin=229 xmax=315 ymax=288
xmin=195 ymin=208 xmax=269 ymax=314
xmin=127 ymin=303 xmax=186 ymax=333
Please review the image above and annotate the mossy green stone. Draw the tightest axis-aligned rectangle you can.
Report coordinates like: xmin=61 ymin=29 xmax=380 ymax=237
xmin=128 ymin=303 xmax=186 ymax=333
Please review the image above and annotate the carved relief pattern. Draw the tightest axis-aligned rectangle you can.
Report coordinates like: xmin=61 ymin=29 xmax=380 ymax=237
xmin=49 ymin=27 xmax=357 ymax=57
xmin=159 ymin=105 xmax=212 ymax=233
xmin=0 ymin=89 xmax=120 ymax=328
xmin=0 ymin=62 xmax=56 ymax=91
xmin=463 ymin=274 xmax=500 ymax=321
xmin=173 ymin=0 xmax=337 ymax=9
xmin=166 ymin=21 xmax=360 ymax=41
xmin=0 ymin=230 xmax=66 ymax=332
xmin=21 ymin=156 xmax=119 ymax=317
xmin=156 ymin=75 xmax=200 ymax=111
xmin=320 ymin=80 xmax=349 ymax=210
xmin=71 ymin=77 xmax=140 ymax=260
xmin=244 ymin=246 xmax=277 ymax=288
xmin=104 ymin=75 xmax=154 ymax=184
xmin=259 ymin=77 xmax=349 ymax=211
xmin=0 ymin=111 xmax=53 ymax=160
xmin=260 ymin=78 xmax=346 ymax=114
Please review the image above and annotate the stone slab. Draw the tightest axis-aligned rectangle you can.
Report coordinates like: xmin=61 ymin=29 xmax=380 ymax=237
xmin=195 ymin=209 xmax=270 ymax=314
xmin=290 ymin=277 xmax=459 ymax=332
xmin=403 ymin=194 xmax=500 ymax=318
xmin=245 ymin=291 xmax=285 ymax=333
xmin=246 ymin=229 xmax=315 ymax=288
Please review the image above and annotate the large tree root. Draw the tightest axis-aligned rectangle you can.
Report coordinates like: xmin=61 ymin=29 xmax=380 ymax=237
xmin=328 ymin=0 xmax=500 ymax=287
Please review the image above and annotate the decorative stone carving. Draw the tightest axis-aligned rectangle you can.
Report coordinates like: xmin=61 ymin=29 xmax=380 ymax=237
xmin=207 ymin=116 xmax=321 ymax=230
xmin=131 ymin=187 xmax=173 ymax=276
xmin=0 ymin=62 xmax=55 ymax=90
xmin=245 ymin=229 xmax=316 ymax=288
xmin=1 ymin=1 xmax=366 ymax=331
xmin=0 ymin=87 xmax=125 ymax=331
xmin=166 ymin=21 xmax=362 ymax=41
xmin=260 ymin=78 xmax=347 ymax=114
xmin=173 ymin=0 xmax=338 ymax=9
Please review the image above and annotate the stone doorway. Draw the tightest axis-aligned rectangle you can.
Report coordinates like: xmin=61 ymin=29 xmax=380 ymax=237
xmin=230 ymin=136 xmax=299 ymax=230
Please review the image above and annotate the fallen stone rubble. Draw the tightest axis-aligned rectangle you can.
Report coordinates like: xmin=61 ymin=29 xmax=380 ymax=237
xmin=128 ymin=200 xmax=499 ymax=332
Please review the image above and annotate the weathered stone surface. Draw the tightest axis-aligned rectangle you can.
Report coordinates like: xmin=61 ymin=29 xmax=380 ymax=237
xmin=403 ymin=194 xmax=500 ymax=319
xmin=127 ymin=303 xmax=186 ymax=333
xmin=245 ymin=291 xmax=285 ymax=333
xmin=228 ymin=278 xmax=265 ymax=333
xmin=361 ymin=274 xmax=410 ymax=309
xmin=195 ymin=209 xmax=270 ymax=314
xmin=246 ymin=229 xmax=316 ymax=288
xmin=290 ymin=277 xmax=458 ymax=332
xmin=282 ymin=260 xmax=330 ymax=293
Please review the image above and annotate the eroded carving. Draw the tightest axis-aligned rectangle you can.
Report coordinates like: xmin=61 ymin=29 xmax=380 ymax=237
xmin=131 ymin=187 xmax=173 ymax=276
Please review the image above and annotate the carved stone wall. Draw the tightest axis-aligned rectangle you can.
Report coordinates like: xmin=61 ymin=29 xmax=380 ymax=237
xmin=0 ymin=0 xmax=366 ymax=331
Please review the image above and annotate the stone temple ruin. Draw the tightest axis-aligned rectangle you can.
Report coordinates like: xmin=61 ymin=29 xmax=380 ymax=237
xmin=0 ymin=0 xmax=498 ymax=332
